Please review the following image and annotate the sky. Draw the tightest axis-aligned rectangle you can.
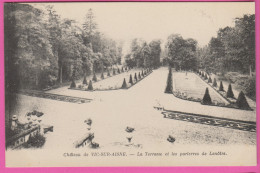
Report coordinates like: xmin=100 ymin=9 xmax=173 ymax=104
xmin=31 ymin=2 xmax=254 ymax=53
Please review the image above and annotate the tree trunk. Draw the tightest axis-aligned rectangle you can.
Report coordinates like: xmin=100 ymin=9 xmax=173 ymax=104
xmin=35 ymin=72 xmax=39 ymax=87
xmin=59 ymin=64 xmax=63 ymax=84
xmin=249 ymin=65 xmax=252 ymax=76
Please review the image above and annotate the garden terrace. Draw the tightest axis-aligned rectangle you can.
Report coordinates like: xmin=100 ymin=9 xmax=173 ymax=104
xmin=197 ymin=71 xmax=253 ymax=111
xmin=70 ymin=68 xmax=153 ymax=91
xmin=172 ymin=72 xmax=229 ymax=105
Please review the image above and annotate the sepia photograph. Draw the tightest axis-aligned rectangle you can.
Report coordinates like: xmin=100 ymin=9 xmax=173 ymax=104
xmin=3 ymin=1 xmax=257 ymax=167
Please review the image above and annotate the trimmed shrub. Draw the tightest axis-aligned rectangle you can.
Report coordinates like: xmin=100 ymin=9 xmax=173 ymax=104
xmin=101 ymin=72 xmax=104 ymax=79
xmin=202 ymin=88 xmax=212 ymax=105
xmin=117 ymin=68 xmax=120 ymax=74
xmin=141 ymin=70 xmax=144 ymax=76
xmin=121 ymin=78 xmax=127 ymax=89
xmin=121 ymin=67 xmax=124 ymax=72
xmin=125 ymin=67 xmax=127 ymax=71
xmin=87 ymin=80 xmax=93 ymax=90
xmin=134 ymin=73 xmax=138 ymax=81
xmin=213 ymin=78 xmax=217 ymax=87
xmin=208 ymin=76 xmax=212 ymax=83
xmin=202 ymin=72 xmax=204 ymax=77
xmin=205 ymin=74 xmax=208 ymax=80
xmin=226 ymin=83 xmax=234 ymax=98
xmin=199 ymin=71 xmax=201 ymax=75
xmin=165 ymin=67 xmax=173 ymax=94
xmin=92 ymin=73 xmax=97 ymax=82
xmin=70 ymin=80 xmax=76 ymax=88
xmin=129 ymin=74 xmax=133 ymax=84
xmin=219 ymin=81 xmax=224 ymax=91
xmin=113 ymin=68 xmax=116 ymax=75
xmin=83 ymin=75 xmax=87 ymax=85
xmin=138 ymin=72 xmax=141 ymax=79
xmin=236 ymin=91 xmax=251 ymax=110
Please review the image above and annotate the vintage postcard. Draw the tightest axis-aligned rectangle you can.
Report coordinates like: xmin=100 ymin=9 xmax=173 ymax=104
xmin=4 ymin=1 xmax=257 ymax=167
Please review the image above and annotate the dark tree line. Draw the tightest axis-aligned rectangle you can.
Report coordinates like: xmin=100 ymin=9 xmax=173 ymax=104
xmin=164 ymin=34 xmax=198 ymax=71
xmin=124 ymin=38 xmax=162 ymax=68
xmin=4 ymin=4 xmax=123 ymax=91
xmin=197 ymin=14 xmax=255 ymax=75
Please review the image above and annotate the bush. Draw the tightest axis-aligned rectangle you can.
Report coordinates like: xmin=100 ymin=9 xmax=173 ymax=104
xmin=205 ymin=74 xmax=208 ymax=80
xmin=236 ymin=91 xmax=251 ymax=110
xmin=138 ymin=72 xmax=141 ymax=79
xmin=70 ymin=80 xmax=76 ymax=88
xmin=125 ymin=67 xmax=128 ymax=71
xmin=83 ymin=75 xmax=87 ymax=85
xmin=92 ymin=73 xmax=97 ymax=82
xmin=202 ymin=72 xmax=204 ymax=77
xmin=117 ymin=68 xmax=120 ymax=74
xmin=213 ymin=78 xmax=217 ymax=87
xmin=88 ymin=80 xmax=93 ymax=90
xmin=202 ymin=88 xmax=212 ymax=105
xmin=243 ymin=77 xmax=256 ymax=101
xmin=219 ymin=81 xmax=224 ymax=91
xmin=129 ymin=74 xmax=133 ymax=84
xmin=134 ymin=73 xmax=138 ymax=81
xmin=226 ymin=83 xmax=234 ymax=98
xmin=121 ymin=78 xmax=127 ymax=89
xmin=121 ymin=67 xmax=124 ymax=72
xmin=141 ymin=70 xmax=144 ymax=76
xmin=208 ymin=76 xmax=212 ymax=83
xmin=165 ymin=67 xmax=173 ymax=94
xmin=199 ymin=71 xmax=201 ymax=75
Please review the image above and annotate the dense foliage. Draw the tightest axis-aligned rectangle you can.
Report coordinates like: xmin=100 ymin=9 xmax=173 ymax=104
xmin=5 ymin=4 xmax=123 ymax=91
xmin=197 ymin=14 xmax=255 ymax=75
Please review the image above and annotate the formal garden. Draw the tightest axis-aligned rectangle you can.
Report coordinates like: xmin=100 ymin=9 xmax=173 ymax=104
xmin=69 ymin=67 xmax=153 ymax=91
xmin=164 ymin=67 xmax=253 ymax=111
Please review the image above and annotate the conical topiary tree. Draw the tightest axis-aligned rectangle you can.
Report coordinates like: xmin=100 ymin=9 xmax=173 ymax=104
xmin=121 ymin=78 xmax=127 ymax=89
xmin=164 ymin=67 xmax=173 ymax=94
xmin=236 ymin=91 xmax=251 ymax=110
xmin=134 ymin=73 xmax=138 ymax=81
xmin=125 ymin=67 xmax=127 ymax=71
xmin=208 ymin=76 xmax=212 ymax=83
xmin=113 ymin=68 xmax=116 ymax=75
xmin=107 ymin=69 xmax=111 ymax=77
xmin=202 ymin=88 xmax=212 ymax=105
xmin=226 ymin=83 xmax=234 ymax=98
xmin=129 ymin=74 xmax=133 ymax=84
xmin=205 ymin=74 xmax=208 ymax=80
xmin=70 ymin=79 xmax=76 ymax=88
xmin=141 ymin=70 xmax=144 ymax=76
xmin=92 ymin=73 xmax=97 ymax=82
xmin=101 ymin=72 xmax=104 ymax=79
xmin=202 ymin=72 xmax=204 ymax=77
xmin=117 ymin=68 xmax=120 ymax=74
xmin=219 ymin=81 xmax=224 ymax=91
xmin=213 ymin=78 xmax=217 ymax=87
xmin=87 ymin=80 xmax=93 ymax=90
xmin=138 ymin=72 xmax=141 ymax=79
xmin=199 ymin=71 xmax=201 ymax=75
xmin=121 ymin=67 xmax=124 ymax=72
xmin=83 ymin=75 xmax=87 ymax=85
